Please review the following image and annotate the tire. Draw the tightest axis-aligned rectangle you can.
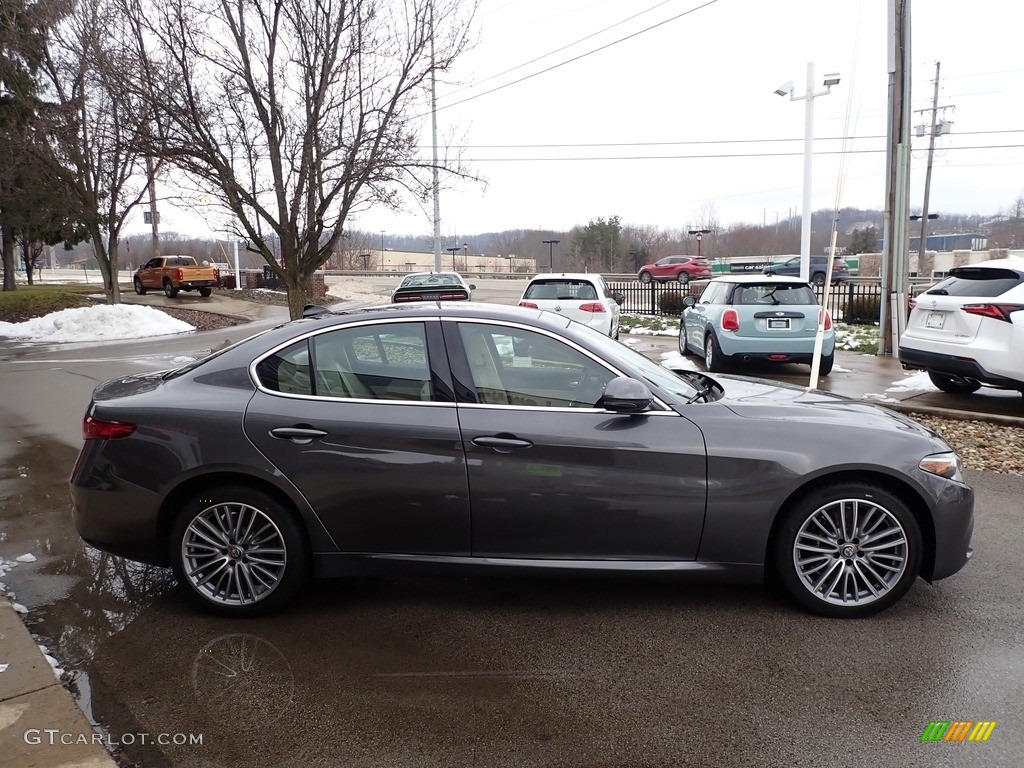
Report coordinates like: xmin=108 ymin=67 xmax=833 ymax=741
xmin=704 ymin=331 xmax=727 ymax=373
xmin=679 ymin=323 xmax=693 ymax=356
xmin=676 ymin=272 xmax=690 ymax=285
xmin=163 ymin=280 xmax=179 ymax=298
xmin=773 ymin=482 xmax=922 ymax=618
xmin=199 ymin=287 xmax=212 ymax=297
xmin=927 ymin=371 xmax=981 ymax=394
xmin=639 ymin=271 xmax=653 ymax=284
xmin=170 ymin=486 xmax=308 ymax=617
xmin=818 ymin=351 xmax=834 ymax=376
xmin=811 ymin=272 xmax=826 ymax=287
xmin=133 ymin=277 xmax=147 ymax=295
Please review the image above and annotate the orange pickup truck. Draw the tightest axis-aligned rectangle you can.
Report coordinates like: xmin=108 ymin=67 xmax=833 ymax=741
xmin=133 ymin=256 xmax=218 ymax=298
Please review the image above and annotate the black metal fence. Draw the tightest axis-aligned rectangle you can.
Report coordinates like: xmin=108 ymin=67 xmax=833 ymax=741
xmin=607 ymin=279 xmax=884 ymax=324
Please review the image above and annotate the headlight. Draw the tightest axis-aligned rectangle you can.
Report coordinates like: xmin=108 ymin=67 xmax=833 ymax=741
xmin=919 ymin=452 xmax=964 ymax=482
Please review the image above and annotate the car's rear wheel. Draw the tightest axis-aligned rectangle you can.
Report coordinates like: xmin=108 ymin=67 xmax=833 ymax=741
xmin=199 ymin=287 xmax=212 ymax=297
xmin=171 ymin=486 xmax=308 ymax=617
xmin=163 ymin=280 xmax=179 ymax=298
xmin=818 ymin=351 xmax=834 ymax=376
xmin=676 ymin=272 xmax=690 ymax=285
xmin=704 ymin=331 xmax=727 ymax=372
xmin=811 ymin=272 xmax=826 ymax=286
xmin=773 ymin=483 xmax=921 ymax=618
xmin=133 ymin=277 xmax=147 ymax=295
xmin=927 ymin=371 xmax=981 ymax=394
xmin=639 ymin=271 xmax=653 ymax=284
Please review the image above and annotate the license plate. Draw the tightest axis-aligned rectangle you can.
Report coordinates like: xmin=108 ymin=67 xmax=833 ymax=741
xmin=767 ymin=318 xmax=791 ymax=330
xmin=422 ymin=292 xmax=440 ymax=301
xmin=925 ymin=312 xmax=945 ymax=329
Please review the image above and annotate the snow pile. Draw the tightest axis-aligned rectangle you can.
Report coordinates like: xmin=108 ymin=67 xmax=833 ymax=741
xmin=659 ymin=353 xmax=701 ymax=372
xmin=326 ymin=278 xmax=389 ymax=303
xmin=0 ymin=304 xmax=194 ymax=343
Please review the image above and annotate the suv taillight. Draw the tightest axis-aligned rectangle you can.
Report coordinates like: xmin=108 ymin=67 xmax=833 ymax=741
xmin=962 ymin=303 xmax=1024 ymax=322
xmin=83 ymin=416 xmax=136 ymax=440
xmin=721 ymin=308 xmax=739 ymax=331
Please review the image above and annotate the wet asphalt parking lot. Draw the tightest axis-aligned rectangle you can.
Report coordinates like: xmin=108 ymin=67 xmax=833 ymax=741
xmin=0 ymin=309 xmax=1021 ymax=767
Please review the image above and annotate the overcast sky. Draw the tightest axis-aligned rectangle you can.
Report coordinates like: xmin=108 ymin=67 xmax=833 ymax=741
xmin=141 ymin=0 xmax=1024 ymax=242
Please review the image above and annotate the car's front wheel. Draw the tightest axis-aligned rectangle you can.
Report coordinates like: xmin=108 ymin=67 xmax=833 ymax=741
xmin=679 ymin=325 xmax=693 ymax=356
xmin=927 ymin=371 xmax=981 ymax=394
xmin=638 ymin=271 xmax=653 ymax=284
xmin=677 ymin=271 xmax=690 ymax=285
xmin=773 ymin=483 xmax=922 ymax=618
xmin=133 ymin=277 xmax=147 ymax=295
xmin=170 ymin=486 xmax=308 ymax=616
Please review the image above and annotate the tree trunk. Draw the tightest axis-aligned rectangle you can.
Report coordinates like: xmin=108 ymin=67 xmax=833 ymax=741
xmin=2 ymin=226 xmax=16 ymax=291
xmin=22 ymin=242 xmax=34 ymax=285
xmin=286 ymin=278 xmax=308 ymax=320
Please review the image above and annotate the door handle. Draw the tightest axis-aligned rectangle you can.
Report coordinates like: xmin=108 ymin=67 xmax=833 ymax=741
xmin=270 ymin=426 xmax=328 ymax=444
xmin=471 ymin=435 xmax=533 ymax=452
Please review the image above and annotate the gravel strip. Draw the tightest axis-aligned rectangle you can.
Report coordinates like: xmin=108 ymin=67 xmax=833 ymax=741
xmin=907 ymin=413 xmax=1024 ymax=476
xmin=156 ymin=307 xmax=248 ymax=332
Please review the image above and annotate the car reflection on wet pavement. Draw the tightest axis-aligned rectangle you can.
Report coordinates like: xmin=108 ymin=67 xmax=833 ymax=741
xmin=3 ymin=434 xmax=1024 ymax=767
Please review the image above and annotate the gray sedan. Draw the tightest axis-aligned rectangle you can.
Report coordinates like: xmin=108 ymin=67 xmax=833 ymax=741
xmin=70 ymin=303 xmax=973 ymax=619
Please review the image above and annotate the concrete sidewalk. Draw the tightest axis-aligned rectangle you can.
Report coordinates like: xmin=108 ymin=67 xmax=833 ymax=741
xmin=0 ymin=601 xmax=116 ymax=768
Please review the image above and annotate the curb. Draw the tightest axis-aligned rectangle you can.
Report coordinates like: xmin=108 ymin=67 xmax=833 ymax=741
xmin=877 ymin=399 xmax=1024 ymax=428
xmin=0 ymin=598 xmax=118 ymax=768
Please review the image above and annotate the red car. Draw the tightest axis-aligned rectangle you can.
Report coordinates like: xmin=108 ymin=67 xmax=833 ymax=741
xmin=638 ymin=256 xmax=713 ymax=285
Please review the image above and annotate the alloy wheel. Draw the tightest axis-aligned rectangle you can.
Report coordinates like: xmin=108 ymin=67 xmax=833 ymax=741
xmin=792 ymin=497 xmax=909 ymax=607
xmin=181 ymin=502 xmax=288 ymax=607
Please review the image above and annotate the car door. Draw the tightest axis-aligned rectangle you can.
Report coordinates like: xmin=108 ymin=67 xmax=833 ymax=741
xmin=444 ymin=320 xmax=707 ymax=560
xmin=685 ymin=281 xmax=722 ymax=353
xmin=243 ymin=319 xmax=470 ymax=555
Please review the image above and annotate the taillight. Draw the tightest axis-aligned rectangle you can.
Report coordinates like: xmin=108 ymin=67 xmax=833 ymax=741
xmin=518 ymin=301 xmax=539 ymax=309
xmin=908 ymin=297 xmax=917 ymax=310
xmin=962 ymin=303 xmax=1024 ymax=323
xmin=438 ymin=292 xmax=467 ymax=300
xmin=819 ymin=309 xmax=833 ymax=331
xmin=83 ymin=416 xmax=136 ymax=440
xmin=214 ymin=268 xmax=220 ymax=280
xmin=175 ymin=268 xmax=184 ymax=281
xmin=721 ymin=308 xmax=739 ymax=331
xmin=579 ymin=302 xmax=606 ymax=313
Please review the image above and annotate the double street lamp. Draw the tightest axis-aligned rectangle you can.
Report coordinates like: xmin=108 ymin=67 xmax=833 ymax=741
xmin=542 ymin=239 xmax=560 ymax=272
xmin=688 ymin=228 xmax=711 ymax=257
xmin=775 ymin=63 xmax=840 ymax=283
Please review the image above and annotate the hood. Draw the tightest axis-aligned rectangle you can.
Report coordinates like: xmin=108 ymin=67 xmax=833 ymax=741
xmin=713 ymin=373 xmax=940 ymax=439
xmin=92 ymin=370 xmax=168 ymax=401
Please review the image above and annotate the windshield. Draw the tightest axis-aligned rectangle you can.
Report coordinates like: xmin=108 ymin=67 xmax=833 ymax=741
xmin=568 ymin=322 xmax=702 ymax=402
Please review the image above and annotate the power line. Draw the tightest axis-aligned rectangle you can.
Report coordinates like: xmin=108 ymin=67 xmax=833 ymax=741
xmin=428 ymin=0 xmax=719 ymax=115
xmin=443 ymin=0 xmax=680 ymax=98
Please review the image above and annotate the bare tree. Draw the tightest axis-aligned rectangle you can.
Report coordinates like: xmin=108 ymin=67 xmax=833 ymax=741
xmin=36 ymin=0 xmax=156 ymax=303
xmin=128 ymin=0 xmax=475 ymax=318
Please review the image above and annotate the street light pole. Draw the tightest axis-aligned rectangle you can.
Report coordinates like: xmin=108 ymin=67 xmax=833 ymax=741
xmin=688 ymin=228 xmax=711 ymax=257
xmin=542 ymin=239 xmax=560 ymax=272
xmin=775 ymin=63 xmax=840 ymax=283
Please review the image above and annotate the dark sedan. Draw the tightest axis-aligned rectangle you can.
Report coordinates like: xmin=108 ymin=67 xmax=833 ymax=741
xmin=70 ymin=303 xmax=973 ymax=619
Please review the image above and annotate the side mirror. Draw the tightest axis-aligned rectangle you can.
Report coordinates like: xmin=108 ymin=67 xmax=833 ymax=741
xmin=302 ymin=304 xmax=329 ymax=318
xmin=682 ymin=296 xmax=696 ymax=309
xmin=611 ymin=291 xmax=625 ymax=304
xmin=599 ymin=377 xmax=653 ymax=413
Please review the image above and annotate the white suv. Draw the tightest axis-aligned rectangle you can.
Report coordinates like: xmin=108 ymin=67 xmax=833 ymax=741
xmin=899 ymin=257 xmax=1024 ymax=394
xmin=518 ymin=273 xmax=622 ymax=338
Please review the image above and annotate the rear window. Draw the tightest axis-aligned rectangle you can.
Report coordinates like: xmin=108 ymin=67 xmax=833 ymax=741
xmin=925 ymin=267 xmax=1024 ymax=298
xmin=524 ymin=280 xmax=598 ymax=300
xmin=731 ymin=283 xmax=817 ymax=306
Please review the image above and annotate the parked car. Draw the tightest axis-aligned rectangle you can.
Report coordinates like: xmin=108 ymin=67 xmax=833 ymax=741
xmin=518 ymin=273 xmax=622 ymax=338
xmin=680 ymin=275 xmax=836 ymax=374
xmin=899 ymin=258 xmax=1024 ymax=394
xmin=638 ymin=255 xmax=713 ymax=284
xmin=391 ymin=272 xmax=475 ymax=303
xmin=70 ymin=302 xmax=973 ymax=619
xmin=763 ymin=255 xmax=851 ymax=285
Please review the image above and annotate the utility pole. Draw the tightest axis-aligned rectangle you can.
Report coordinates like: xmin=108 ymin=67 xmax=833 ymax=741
xmin=430 ymin=1 xmax=442 ymax=271
xmin=879 ymin=0 xmax=912 ymax=357
xmin=144 ymin=155 xmax=160 ymax=260
xmin=914 ymin=61 xmax=954 ymax=270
